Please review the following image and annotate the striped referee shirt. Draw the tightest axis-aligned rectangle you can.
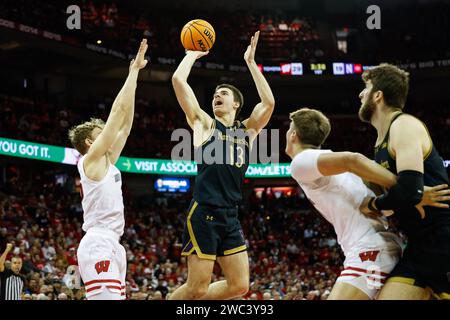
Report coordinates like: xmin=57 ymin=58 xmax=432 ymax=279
xmin=0 ymin=269 xmax=24 ymax=300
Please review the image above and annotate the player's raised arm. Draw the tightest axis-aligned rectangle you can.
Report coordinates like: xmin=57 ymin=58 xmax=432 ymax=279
xmin=108 ymin=40 xmax=149 ymax=164
xmin=172 ymin=51 xmax=213 ymax=129
xmin=86 ymin=39 xmax=148 ymax=164
xmin=0 ymin=243 xmax=13 ymax=272
xmin=242 ymin=31 xmax=275 ymax=137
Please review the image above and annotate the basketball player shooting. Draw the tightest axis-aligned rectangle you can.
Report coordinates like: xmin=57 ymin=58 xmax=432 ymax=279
xmin=68 ymin=39 xmax=148 ymax=300
xmin=169 ymin=31 xmax=275 ymax=300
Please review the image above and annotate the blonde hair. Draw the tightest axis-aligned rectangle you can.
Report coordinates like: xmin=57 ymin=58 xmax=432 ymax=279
xmin=289 ymin=108 xmax=331 ymax=147
xmin=68 ymin=118 xmax=105 ymax=155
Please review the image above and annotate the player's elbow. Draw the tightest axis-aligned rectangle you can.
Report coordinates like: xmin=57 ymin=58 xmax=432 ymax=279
xmin=344 ymin=152 xmax=365 ymax=172
xmin=396 ymin=171 xmax=424 ymax=206
xmin=171 ymin=74 xmax=185 ymax=87
xmin=171 ymin=74 xmax=180 ymax=84
xmin=265 ymin=99 xmax=275 ymax=109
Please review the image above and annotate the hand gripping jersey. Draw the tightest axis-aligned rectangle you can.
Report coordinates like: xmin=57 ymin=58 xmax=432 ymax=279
xmin=290 ymin=149 xmax=403 ymax=298
xmin=291 ymin=149 xmax=401 ymax=255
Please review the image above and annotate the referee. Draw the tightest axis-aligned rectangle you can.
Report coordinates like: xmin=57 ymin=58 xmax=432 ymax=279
xmin=0 ymin=243 xmax=25 ymax=300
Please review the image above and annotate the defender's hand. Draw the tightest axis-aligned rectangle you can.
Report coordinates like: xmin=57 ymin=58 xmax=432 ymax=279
xmin=130 ymin=39 xmax=149 ymax=71
xmin=244 ymin=31 xmax=260 ymax=64
xmin=359 ymin=196 xmax=383 ymax=219
xmin=415 ymin=184 xmax=450 ymax=219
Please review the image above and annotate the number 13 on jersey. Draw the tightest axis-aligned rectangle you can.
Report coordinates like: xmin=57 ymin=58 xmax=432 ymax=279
xmin=229 ymin=145 xmax=245 ymax=168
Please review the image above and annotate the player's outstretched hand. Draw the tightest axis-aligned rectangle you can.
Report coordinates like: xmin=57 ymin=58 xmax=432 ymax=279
xmin=6 ymin=243 xmax=13 ymax=252
xmin=244 ymin=31 xmax=260 ymax=64
xmin=415 ymin=184 xmax=450 ymax=219
xmin=185 ymin=50 xmax=209 ymax=60
xmin=130 ymin=39 xmax=149 ymax=71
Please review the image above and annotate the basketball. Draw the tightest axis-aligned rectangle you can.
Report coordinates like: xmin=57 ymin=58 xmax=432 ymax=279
xmin=180 ymin=19 xmax=215 ymax=51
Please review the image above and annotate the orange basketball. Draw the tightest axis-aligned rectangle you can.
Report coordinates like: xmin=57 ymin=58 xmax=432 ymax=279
xmin=180 ymin=19 xmax=215 ymax=52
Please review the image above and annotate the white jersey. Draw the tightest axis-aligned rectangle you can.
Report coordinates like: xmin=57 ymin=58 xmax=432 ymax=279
xmin=290 ymin=149 xmax=401 ymax=257
xmin=77 ymin=156 xmax=125 ymax=238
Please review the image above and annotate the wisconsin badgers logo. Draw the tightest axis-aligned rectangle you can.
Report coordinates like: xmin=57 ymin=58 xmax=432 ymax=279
xmin=359 ymin=250 xmax=380 ymax=262
xmin=95 ymin=260 xmax=111 ymax=274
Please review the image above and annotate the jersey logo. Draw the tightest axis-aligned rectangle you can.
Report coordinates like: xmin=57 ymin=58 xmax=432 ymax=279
xmin=380 ymin=161 xmax=390 ymax=169
xmin=94 ymin=260 xmax=111 ymax=274
xmin=206 ymin=215 xmax=214 ymax=221
xmin=359 ymin=250 xmax=380 ymax=262
xmin=114 ymin=173 xmax=121 ymax=182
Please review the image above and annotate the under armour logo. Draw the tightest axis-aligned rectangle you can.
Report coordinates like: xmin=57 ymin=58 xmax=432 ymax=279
xmin=206 ymin=215 xmax=214 ymax=221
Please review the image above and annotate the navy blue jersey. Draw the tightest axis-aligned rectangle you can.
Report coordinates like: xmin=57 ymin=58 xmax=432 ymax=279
xmin=374 ymin=112 xmax=450 ymax=239
xmin=193 ymin=119 xmax=250 ymax=208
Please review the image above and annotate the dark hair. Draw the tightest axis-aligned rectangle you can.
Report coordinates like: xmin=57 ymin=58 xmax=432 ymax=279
xmin=289 ymin=108 xmax=331 ymax=147
xmin=215 ymin=84 xmax=244 ymax=118
xmin=362 ymin=63 xmax=410 ymax=109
